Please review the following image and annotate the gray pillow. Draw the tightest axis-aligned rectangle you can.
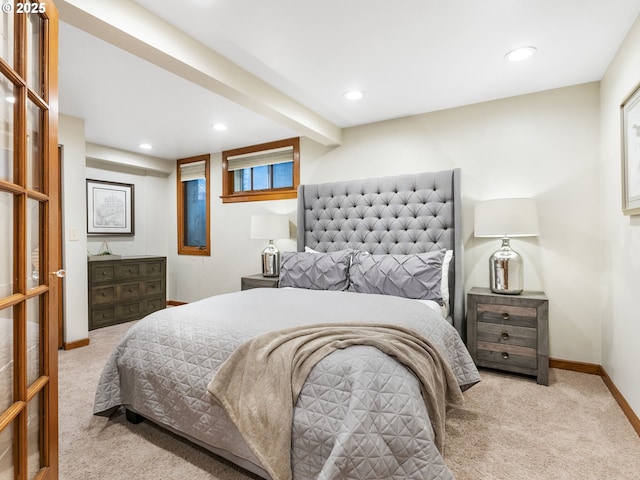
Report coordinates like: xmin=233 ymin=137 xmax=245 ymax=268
xmin=348 ymin=250 xmax=446 ymax=302
xmin=279 ymin=250 xmax=352 ymax=291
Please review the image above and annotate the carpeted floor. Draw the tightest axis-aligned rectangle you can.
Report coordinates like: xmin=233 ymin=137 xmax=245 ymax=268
xmin=58 ymin=321 xmax=640 ymax=479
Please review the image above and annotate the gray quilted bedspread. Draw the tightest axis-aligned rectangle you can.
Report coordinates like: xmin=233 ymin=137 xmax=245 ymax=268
xmin=94 ymin=288 xmax=480 ymax=480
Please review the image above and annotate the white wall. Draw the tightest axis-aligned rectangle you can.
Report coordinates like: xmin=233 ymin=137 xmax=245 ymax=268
xmin=59 ymin=114 xmax=89 ymax=344
xmin=600 ymin=15 xmax=640 ymax=418
xmin=173 ymin=83 xmax=602 ymax=366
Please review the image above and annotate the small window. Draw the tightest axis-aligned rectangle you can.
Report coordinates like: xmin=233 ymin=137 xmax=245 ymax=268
xmin=222 ymin=137 xmax=299 ymax=203
xmin=177 ymin=154 xmax=210 ymax=255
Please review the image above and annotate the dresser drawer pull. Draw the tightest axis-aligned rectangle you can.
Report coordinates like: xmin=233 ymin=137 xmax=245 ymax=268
xmin=502 ymin=352 xmax=509 ymax=360
xmin=501 ymin=332 xmax=509 ymax=341
xmin=502 ymin=313 xmax=510 ymax=320
xmin=128 ymin=288 xmax=133 ymax=292
xmin=102 ymin=271 xmax=107 ymax=276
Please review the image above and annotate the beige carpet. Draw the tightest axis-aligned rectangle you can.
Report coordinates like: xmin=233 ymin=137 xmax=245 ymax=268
xmin=58 ymin=321 xmax=640 ymax=479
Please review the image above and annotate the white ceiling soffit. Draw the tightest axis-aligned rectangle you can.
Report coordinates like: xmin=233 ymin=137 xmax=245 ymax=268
xmin=56 ymin=0 xmax=342 ymax=147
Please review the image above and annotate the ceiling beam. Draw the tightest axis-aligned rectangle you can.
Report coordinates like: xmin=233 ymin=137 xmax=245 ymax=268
xmin=56 ymin=0 xmax=342 ymax=146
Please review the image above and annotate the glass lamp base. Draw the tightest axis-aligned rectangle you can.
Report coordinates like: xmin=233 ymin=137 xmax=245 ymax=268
xmin=489 ymin=237 xmax=523 ymax=294
xmin=261 ymin=241 xmax=281 ymax=277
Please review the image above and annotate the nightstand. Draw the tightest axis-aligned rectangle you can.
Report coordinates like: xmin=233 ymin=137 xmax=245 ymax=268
xmin=241 ymin=273 xmax=279 ymax=291
xmin=467 ymin=287 xmax=549 ymax=385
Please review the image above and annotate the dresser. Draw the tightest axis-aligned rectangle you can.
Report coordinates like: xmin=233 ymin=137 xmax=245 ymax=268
xmin=467 ymin=287 xmax=549 ymax=385
xmin=88 ymin=256 xmax=166 ymax=330
xmin=241 ymin=273 xmax=279 ymax=290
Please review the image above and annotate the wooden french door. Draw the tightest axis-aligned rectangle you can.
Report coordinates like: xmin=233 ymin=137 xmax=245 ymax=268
xmin=0 ymin=1 xmax=60 ymax=479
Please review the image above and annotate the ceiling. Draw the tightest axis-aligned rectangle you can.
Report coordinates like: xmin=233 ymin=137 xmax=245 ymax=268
xmin=57 ymin=0 xmax=640 ymax=161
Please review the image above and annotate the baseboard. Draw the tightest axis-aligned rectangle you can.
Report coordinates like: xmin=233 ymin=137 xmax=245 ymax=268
xmin=167 ymin=300 xmax=187 ymax=307
xmin=599 ymin=367 xmax=640 ymax=436
xmin=549 ymin=358 xmax=601 ymax=375
xmin=550 ymin=358 xmax=640 ymax=437
xmin=63 ymin=338 xmax=90 ymax=350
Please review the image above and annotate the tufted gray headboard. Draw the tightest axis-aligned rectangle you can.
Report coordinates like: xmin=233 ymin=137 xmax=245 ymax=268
xmin=296 ymin=169 xmax=465 ymax=339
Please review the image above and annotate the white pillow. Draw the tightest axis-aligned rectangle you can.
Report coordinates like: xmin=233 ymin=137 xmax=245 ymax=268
xmin=441 ymin=250 xmax=453 ymax=318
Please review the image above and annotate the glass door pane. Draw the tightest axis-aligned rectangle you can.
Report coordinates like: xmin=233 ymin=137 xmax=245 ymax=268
xmin=26 ymin=198 xmax=42 ymax=288
xmin=27 ymin=392 xmax=42 ymax=479
xmin=26 ymin=14 xmax=42 ymax=95
xmin=0 ymin=10 xmax=13 ymax=67
xmin=0 ymin=77 xmax=14 ymax=183
xmin=0 ymin=307 xmax=13 ymax=413
xmin=26 ymin=100 xmax=42 ymax=193
xmin=0 ymin=191 xmax=11 ymax=297
xmin=26 ymin=296 xmax=41 ymax=386
xmin=0 ymin=422 xmax=14 ymax=479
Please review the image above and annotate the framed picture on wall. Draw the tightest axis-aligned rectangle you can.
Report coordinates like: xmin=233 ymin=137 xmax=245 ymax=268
xmin=621 ymin=82 xmax=640 ymax=215
xmin=86 ymin=179 xmax=135 ymax=235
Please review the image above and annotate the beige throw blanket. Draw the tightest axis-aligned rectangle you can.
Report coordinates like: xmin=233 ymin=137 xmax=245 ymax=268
xmin=207 ymin=322 xmax=464 ymax=480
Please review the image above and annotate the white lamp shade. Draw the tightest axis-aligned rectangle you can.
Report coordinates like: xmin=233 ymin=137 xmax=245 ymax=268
xmin=250 ymin=214 xmax=290 ymax=240
xmin=474 ymin=198 xmax=539 ymax=237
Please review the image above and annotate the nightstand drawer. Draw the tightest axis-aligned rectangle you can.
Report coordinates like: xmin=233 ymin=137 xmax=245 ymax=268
xmin=476 ymin=344 xmax=537 ymax=370
xmin=477 ymin=303 xmax=537 ymax=328
xmin=477 ymin=322 xmax=536 ymax=349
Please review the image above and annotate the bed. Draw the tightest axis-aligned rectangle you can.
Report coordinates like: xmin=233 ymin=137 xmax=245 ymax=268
xmin=94 ymin=169 xmax=480 ymax=480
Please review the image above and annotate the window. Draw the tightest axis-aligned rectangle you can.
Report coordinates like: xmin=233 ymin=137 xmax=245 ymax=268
xmin=222 ymin=137 xmax=299 ymax=203
xmin=177 ymin=154 xmax=210 ymax=255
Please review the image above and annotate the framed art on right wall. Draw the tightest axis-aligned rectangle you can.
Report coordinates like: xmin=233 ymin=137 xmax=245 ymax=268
xmin=621 ymin=82 xmax=640 ymax=215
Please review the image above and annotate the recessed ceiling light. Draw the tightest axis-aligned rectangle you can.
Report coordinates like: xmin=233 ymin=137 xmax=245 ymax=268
xmin=344 ymin=90 xmax=364 ymax=101
xmin=139 ymin=143 xmax=152 ymax=150
xmin=212 ymin=123 xmax=228 ymax=131
xmin=505 ymin=46 xmax=537 ymax=62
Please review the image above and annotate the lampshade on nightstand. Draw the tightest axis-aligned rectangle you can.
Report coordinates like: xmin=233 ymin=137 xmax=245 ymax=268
xmin=474 ymin=198 xmax=539 ymax=294
xmin=250 ymin=214 xmax=290 ymax=277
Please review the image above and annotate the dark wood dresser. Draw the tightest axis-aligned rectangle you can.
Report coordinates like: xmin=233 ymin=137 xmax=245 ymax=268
xmin=88 ymin=256 xmax=166 ymax=330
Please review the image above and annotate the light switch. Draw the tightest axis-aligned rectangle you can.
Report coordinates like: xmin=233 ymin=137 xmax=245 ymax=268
xmin=69 ymin=228 xmax=79 ymax=241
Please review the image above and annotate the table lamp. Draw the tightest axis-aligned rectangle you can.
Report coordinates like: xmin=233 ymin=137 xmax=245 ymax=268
xmin=474 ymin=198 xmax=539 ymax=294
xmin=250 ymin=214 xmax=290 ymax=277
